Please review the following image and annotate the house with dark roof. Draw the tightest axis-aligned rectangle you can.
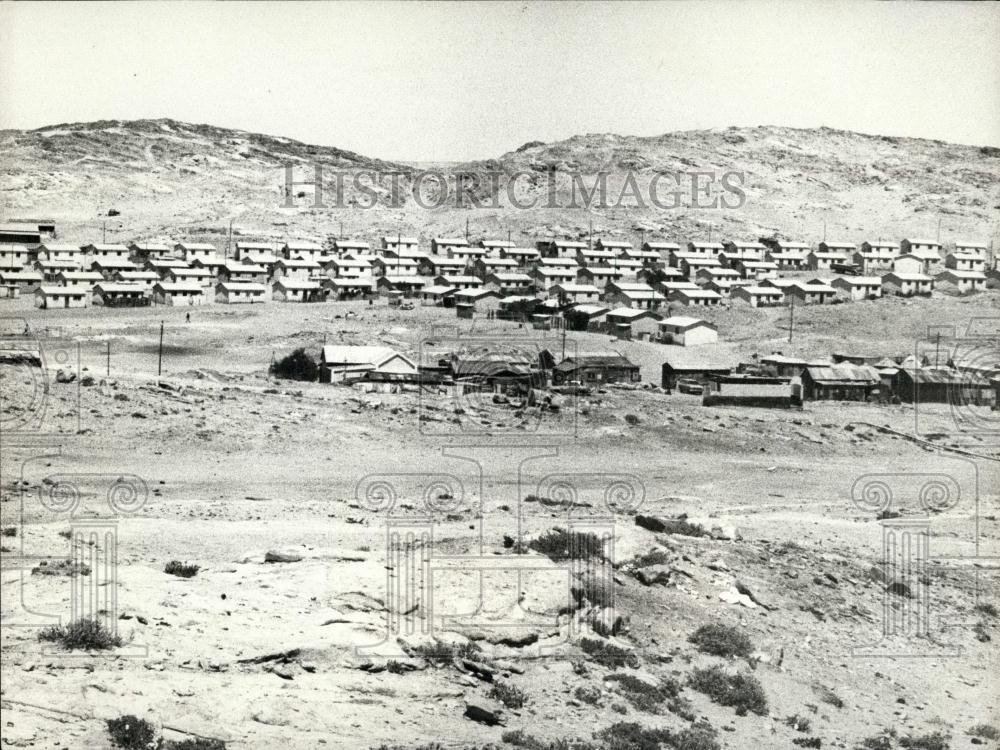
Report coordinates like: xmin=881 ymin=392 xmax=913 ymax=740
xmin=801 ymin=364 xmax=882 ymax=401
xmin=553 ymin=353 xmax=640 ymax=385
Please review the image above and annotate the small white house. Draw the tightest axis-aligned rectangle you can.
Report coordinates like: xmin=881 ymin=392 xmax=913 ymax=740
xmin=282 ymin=240 xmax=325 ymax=261
xmin=90 ymin=258 xmax=138 ymax=279
xmin=320 ymin=345 xmax=418 ymax=383
xmin=658 ymin=316 xmax=718 ymax=346
xmin=788 ymin=282 xmax=836 ymax=305
xmin=82 ymin=243 xmax=130 ymax=261
xmin=882 ymin=272 xmax=934 ymax=297
xmin=0 ymin=270 xmax=42 ymax=296
xmin=731 ymin=285 xmax=784 ymax=307
xmin=56 ymin=270 xmax=103 ymax=288
xmin=667 ymin=288 xmax=723 ymax=307
xmin=272 ymin=258 xmax=321 ymax=282
xmin=431 ymin=237 xmax=469 ymax=255
xmin=153 ymin=281 xmax=208 ymax=306
xmin=381 ymin=236 xmax=420 ymax=253
xmin=215 ymin=281 xmax=267 ymax=304
xmin=601 ymin=287 xmax=665 ymax=310
xmin=174 ymin=242 xmax=218 ymax=263
xmin=807 ymin=250 xmax=848 ymax=270
xmin=35 ymin=285 xmax=87 ymax=309
xmin=944 ymin=253 xmax=986 ymax=272
xmin=733 ymin=259 xmax=778 ymax=280
xmin=954 ymin=241 xmax=988 ymax=259
xmin=831 ymin=276 xmax=883 ymax=301
xmin=272 ymin=279 xmax=323 ymax=302
xmin=36 ymin=244 xmax=83 ymax=265
xmin=434 ymin=274 xmax=483 ymax=290
xmin=114 ymin=270 xmax=160 ymax=289
xmin=549 ymin=283 xmax=601 ymax=304
xmin=92 ymin=283 xmax=150 ymax=307
xmin=936 ymin=270 xmax=986 ymax=294
xmin=0 ymin=245 xmax=30 ymax=271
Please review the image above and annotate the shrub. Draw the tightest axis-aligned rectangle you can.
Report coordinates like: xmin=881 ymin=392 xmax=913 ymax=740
xmin=501 ymin=730 xmax=597 ymax=749
xmin=688 ymin=665 xmax=768 ymax=716
xmin=688 ymin=623 xmax=754 ymax=659
xmin=605 ymin=673 xmax=681 ymax=714
xmin=899 ymin=733 xmax=950 ymax=750
xmin=490 ymin=681 xmax=528 ymax=709
xmin=571 ymin=573 xmax=613 ymax=609
xmin=785 ymin=714 xmax=813 ymax=733
xmin=269 ymin=348 xmax=318 ymax=382
xmin=593 ymin=722 xmax=720 ymax=750
xmin=968 ymin=725 xmax=999 ymax=741
xmin=578 ymin=637 xmax=639 ymax=669
xmin=574 ymin=685 xmax=601 ymax=705
xmin=793 ymin=739 xmax=822 ymax=749
xmin=594 ymin=723 xmax=672 ymax=750
xmin=669 ymin=724 xmax=722 ymax=750
xmin=529 ymin=529 xmax=605 ymax=561
xmin=164 ymin=740 xmax=227 ymax=750
xmin=632 ymin=549 xmax=671 ymax=568
xmin=106 ymin=715 xmax=157 ymax=750
xmin=635 ymin=514 xmax=707 ymax=538
xmin=975 ymin=603 xmax=998 ymax=618
xmin=1 ymin=526 xmax=16 ymax=537
xmin=386 ymin=660 xmax=407 ymax=674
xmin=815 ymin=684 xmax=844 ymax=708
xmin=408 ymin=639 xmax=481 ymax=666
xmin=861 ymin=733 xmax=895 ymax=750
xmin=40 ymin=618 xmax=122 ymax=651
xmin=164 ymin=560 xmax=200 ymax=578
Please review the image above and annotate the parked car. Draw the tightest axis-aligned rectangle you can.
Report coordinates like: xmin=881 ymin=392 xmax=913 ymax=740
xmin=677 ymin=378 xmax=704 ymax=395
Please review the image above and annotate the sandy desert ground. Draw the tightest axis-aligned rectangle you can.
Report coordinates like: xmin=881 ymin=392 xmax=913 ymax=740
xmin=1 ymin=291 xmax=998 ymax=750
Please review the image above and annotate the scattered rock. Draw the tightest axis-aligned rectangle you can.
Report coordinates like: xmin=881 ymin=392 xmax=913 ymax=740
xmin=735 ymin=580 xmax=777 ymax=611
xmin=464 ymin=699 xmax=504 ymax=725
xmin=264 ymin=550 xmax=303 ymax=563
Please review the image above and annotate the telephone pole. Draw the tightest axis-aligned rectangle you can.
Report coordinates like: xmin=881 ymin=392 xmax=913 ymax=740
xmin=788 ymin=295 xmax=795 ymax=344
xmin=157 ymin=321 xmax=165 ymax=376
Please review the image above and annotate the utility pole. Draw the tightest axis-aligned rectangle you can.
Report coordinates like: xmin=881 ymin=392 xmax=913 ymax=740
xmin=157 ymin=321 xmax=164 ymax=376
xmin=507 ymin=229 xmax=511 ymax=245
xmin=561 ymin=326 xmax=567 ymax=361
xmin=465 ymin=218 xmax=469 ymax=242
xmin=226 ymin=219 xmax=233 ymax=259
xmin=106 ymin=341 xmax=110 ymax=378
xmin=102 ymin=221 xmax=107 ymax=244
xmin=934 ymin=332 xmax=940 ymax=367
xmin=339 ymin=220 xmax=344 ymax=240
xmin=822 ymin=219 xmax=827 ymax=242
xmin=788 ymin=295 xmax=795 ymax=345
xmin=937 ymin=217 xmax=942 ymax=243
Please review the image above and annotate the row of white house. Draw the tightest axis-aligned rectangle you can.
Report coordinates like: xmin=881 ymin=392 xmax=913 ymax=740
xmin=2 ymin=235 xmax=994 ymax=307
xmin=1 ymin=236 xmax=991 ymax=277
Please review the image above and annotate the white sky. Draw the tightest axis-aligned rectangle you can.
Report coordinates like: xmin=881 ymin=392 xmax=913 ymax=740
xmin=1 ymin=1 xmax=998 ymax=161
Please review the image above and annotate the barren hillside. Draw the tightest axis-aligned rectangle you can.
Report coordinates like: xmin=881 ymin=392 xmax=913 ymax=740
xmin=1 ymin=120 xmax=997 ymax=248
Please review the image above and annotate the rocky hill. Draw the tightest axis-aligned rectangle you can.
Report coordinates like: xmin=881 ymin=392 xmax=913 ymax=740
xmin=1 ymin=119 xmax=997 ymax=247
